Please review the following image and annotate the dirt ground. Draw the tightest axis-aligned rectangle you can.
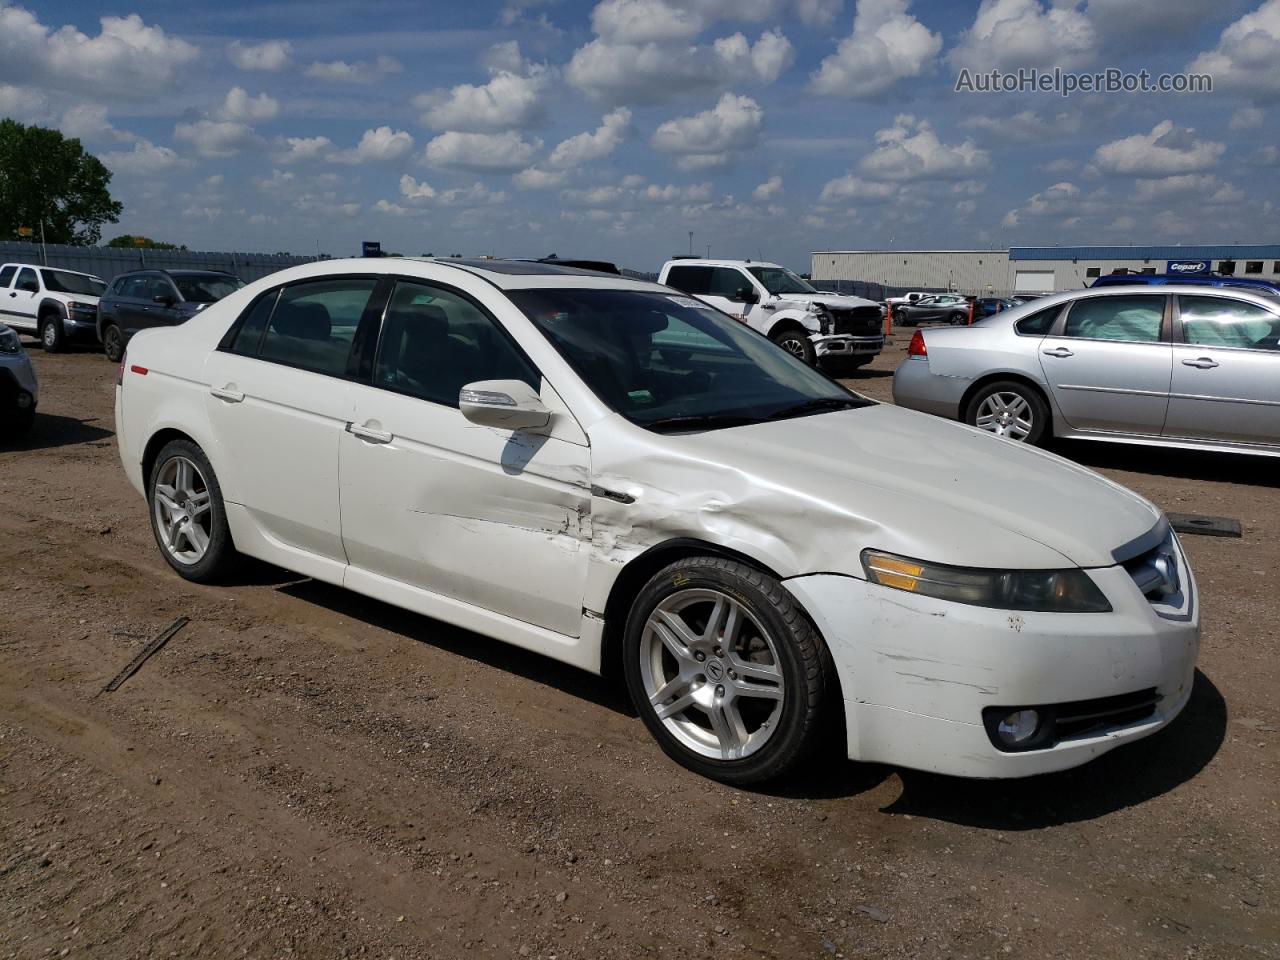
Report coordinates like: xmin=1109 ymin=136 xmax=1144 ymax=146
xmin=1 ymin=331 xmax=1276 ymax=960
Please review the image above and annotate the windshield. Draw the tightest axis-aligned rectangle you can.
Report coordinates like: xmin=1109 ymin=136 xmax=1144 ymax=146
xmin=510 ymin=288 xmax=871 ymax=433
xmin=746 ymin=266 xmax=817 ymax=296
xmin=40 ymin=270 xmax=106 ymax=297
xmin=173 ymin=274 xmax=243 ymax=303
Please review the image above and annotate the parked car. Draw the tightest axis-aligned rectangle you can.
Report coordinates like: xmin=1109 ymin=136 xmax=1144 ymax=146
xmin=97 ymin=269 xmax=245 ymax=362
xmin=893 ymin=284 xmax=1280 ymax=455
xmin=884 ymin=291 xmax=931 ymax=307
xmin=0 ymin=322 xmax=37 ymax=436
xmin=659 ymin=258 xmax=883 ymax=374
xmin=116 ymin=257 xmax=1198 ymax=784
xmin=1009 ymin=295 xmax=1043 ymax=305
xmin=892 ymin=294 xmax=970 ymax=326
xmin=974 ymin=297 xmax=1016 ymax=318
xmin=0 ymin=263 xmax=106 ymax=351
xmin=1091 ymin=272 xmax=1280 ymax=296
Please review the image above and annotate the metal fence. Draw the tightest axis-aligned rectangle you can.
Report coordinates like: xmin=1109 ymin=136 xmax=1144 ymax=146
xmin=810 ymin=279 xmax=1030 ymax=302
xmin=0 ymin=241 xmax=323 ymax=284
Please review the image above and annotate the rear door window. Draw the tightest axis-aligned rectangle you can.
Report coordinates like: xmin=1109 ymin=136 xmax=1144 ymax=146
xmin=665 ymin=266 xmax=712 ymax=295
xmin=258 ymin=278 xmax=378 ymax=376
xmin=1062 ymin=295 xmax=1165 ymax=342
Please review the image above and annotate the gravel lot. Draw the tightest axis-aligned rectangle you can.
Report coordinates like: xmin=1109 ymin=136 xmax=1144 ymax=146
xmin=1 ymin=333 xmax=1276 ymax=960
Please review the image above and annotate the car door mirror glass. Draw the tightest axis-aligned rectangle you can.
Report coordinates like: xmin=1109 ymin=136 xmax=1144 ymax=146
xmin=153 ymin=294 xmax=176 ymax=306
xmin=736 ymin=287 xmax=759 ymax=304
xmin=459 ymin=379 xmax=550 ymax=430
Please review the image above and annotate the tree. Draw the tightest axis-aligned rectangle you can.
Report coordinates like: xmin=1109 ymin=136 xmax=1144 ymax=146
xmin=0 ymin=119 xmax=123 ymax=246
xmin=107 ymin=235 xmax=184 ymax=250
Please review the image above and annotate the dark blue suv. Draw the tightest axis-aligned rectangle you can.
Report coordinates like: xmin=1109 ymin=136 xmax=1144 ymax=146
xmin=1090 ymin=272 xmax=1280 ymax=295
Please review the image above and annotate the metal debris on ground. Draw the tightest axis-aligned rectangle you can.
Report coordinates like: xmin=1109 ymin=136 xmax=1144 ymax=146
xmin=1167 ymin=514 xmax=1243 ymax=538
xmin=98 ymin=617 xmax=190 ymax=694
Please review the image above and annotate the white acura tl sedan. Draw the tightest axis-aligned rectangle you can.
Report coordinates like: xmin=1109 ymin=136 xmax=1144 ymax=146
xmin=115 ymin=258 xmax=1199 ymax=785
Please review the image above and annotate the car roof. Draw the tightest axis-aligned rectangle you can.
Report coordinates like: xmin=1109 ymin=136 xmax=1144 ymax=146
xmin=3 ymin=263 xmax=102 ymax=280
xmin=662 ymin=258 xmax=784 ymax=270
xmin=979 ymin=283 xmax=1280 ymax=327
xmin=1092 ymin=273 xmax=1280 ymax=289
xmin=285 ymin=257 xmax=670 ymax=294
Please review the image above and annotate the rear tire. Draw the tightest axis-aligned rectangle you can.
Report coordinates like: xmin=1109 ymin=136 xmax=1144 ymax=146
xmin=623 ymin=556 xmax=832 ymax=785
xmin=772 ymin=328 xmax=816 ymax=366
xmin=148 ymin=439 xmax=240 ymax=583
xmin=964 ymin=380 xmax=1050 ymax=445
xmin=39 ymin=315 xmax=64 ymax=353
xmin=102 ymin=324 xmax=125 ymax=362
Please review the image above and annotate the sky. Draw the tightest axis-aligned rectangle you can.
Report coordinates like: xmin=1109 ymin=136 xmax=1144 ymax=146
xmin=1 ymin=0 xmax=1277 ymax=272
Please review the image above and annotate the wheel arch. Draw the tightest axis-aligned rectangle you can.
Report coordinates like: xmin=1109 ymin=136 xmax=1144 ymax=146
xmin=765 ymin=313 xmax=815 ymax=340
xmin=142 ymin=428 xmax=199 ymax=488
xmin=958 ymin=371 xmax=1055 ymax=429
xmin=37 ymin=298 xmax=66 ymax=321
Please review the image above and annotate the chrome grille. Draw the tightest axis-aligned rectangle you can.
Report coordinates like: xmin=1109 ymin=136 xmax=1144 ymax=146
xmin=828 ymin=306 xmax=882 ymax=336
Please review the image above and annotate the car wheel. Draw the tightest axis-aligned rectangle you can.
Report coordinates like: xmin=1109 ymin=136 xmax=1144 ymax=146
xmin=772 ymin=329 xmax=816 ymax=366
xmin=965 ymin=380 xmax=1049 ymax=445
xmin=148 ymin=439 xmax=239 ymax=583
xmin=39 ymin=315 xmax=64 ymax=352
xmin=949 ymin=312 xmax=968 ymax=325
xmin=623 ymin=556 xmax=832 ymax=785
xmin=102 ymin=324 xmax=125 ymax=362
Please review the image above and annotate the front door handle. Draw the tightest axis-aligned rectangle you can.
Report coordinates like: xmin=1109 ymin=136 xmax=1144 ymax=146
xmin=347 ymin=423 xmax=393 ymax=444
xmin=1042 ymin=347 xmax=1074 ymax=358
xmin=210 ymin=386 xmax=245 ymax=403
xmin=1182 ymin=357 xmax=1219 ymax=369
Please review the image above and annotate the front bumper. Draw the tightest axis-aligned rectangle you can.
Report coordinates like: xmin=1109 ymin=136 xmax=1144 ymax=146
xmin=785 ymin=538 xmax=1199 ymax=778
xmin=892 ymin=357 xmax=969 ymax=419
xmin=64 ymin=312 xmax=100 ymax=342
xmin=813 ymin=333 xmax=884 ymax=357
xmin=0 ymin=357 xmax=38 ymax=409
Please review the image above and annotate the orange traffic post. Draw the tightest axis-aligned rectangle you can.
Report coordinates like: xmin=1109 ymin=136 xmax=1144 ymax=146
xmin=968 ymin=297 xmax=975 ymax=325
xmin=884 ymin=301 xmax=893 ymax=336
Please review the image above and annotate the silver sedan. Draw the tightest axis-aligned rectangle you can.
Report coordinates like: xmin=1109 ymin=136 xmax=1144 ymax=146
xmin=893 ymin=284 xmax=1280 ymax=456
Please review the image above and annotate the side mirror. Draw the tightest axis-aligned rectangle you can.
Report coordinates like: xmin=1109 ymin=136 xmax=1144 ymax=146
xmin=735 ymin=287 xmax=759 ymax=305
xmin=459 ymin=379 xmax=550 ymax=430
xmin=153 ymin=294 xmax=176 ymax=306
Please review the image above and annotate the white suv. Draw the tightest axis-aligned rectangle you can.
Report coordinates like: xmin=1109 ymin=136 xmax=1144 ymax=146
xmin=115 ymin=257 xmax=1198 ymax=785
xmin=659 ymin=259 xmax=884 ymax=374
xmin=0 ymin=263 xmax=108 ymax=352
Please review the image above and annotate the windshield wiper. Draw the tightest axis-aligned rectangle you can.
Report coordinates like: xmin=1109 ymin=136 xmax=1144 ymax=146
xmin=765 ymin=396 xmax=870 ymax=421
xmin=643 ymin=413 xmax=763 ymax=433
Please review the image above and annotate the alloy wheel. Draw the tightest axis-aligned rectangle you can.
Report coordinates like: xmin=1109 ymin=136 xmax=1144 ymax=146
xmin=152 ymin=456 xmax=213 ymax=565
xmin=640 ymin=588 xmax=785 ymax=761
xmin=42 ymin=322 xmax=57 ymax=349
xmin=975 ymin=391 xmax=1034 ymax=441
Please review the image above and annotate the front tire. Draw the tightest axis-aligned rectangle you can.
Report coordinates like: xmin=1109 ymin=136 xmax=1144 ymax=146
xmin=623 ymin=556 xmax=831 ymax=785
xmin=148 ymin=439 xmax=239 ymax=582
xmin=771 ymin=328 xmax=816 ymax=366
xmin=964 ymin=380 xmax=1050 ymax=445
xmin=102 ymin=323 xmax=125 ymax=362
xmin=40 ymin=315 xmax=64 ymax=352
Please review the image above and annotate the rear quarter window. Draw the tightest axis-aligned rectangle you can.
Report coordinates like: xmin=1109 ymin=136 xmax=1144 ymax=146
xmin=1014 ymin=305 xmax=1061 ymax=336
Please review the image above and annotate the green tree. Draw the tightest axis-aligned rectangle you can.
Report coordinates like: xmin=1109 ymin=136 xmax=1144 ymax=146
xmin=0 ymin=119 xmax=123 ymax=246
xmin=107 ymin=234 xmax=184 ymax=250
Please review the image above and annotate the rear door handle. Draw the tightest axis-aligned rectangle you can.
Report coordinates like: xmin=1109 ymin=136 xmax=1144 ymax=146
xmin=1042 ymin=347 xmax=1074 ymax=358
xmin=347 ymin=423 xmax=393 ymax=444
xmin=1182 ymin=357 xmax=1219 ymax=369
xmin=210 ymin=386 xmax=244 ymax=403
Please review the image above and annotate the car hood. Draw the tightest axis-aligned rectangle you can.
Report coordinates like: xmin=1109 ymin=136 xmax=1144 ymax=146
xmin=770 ymin=292 xmax=880 ymax=311
xmin=590 ymin=403 xmax=1161 ymax=577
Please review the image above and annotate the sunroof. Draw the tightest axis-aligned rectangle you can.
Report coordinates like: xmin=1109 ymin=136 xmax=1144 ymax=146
xmin=444 ymin=258 xmax=606 ymax=276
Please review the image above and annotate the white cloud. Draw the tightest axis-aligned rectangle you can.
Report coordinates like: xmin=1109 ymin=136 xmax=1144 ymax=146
xmin=950 ymin=0 xmax=1097 ymax=72
xmin=415 ymin=47 xmax=552 ymax=132
xmin=273 ymin=135 xmax=334 ymax=164
xmin=174 ymin=119 xmax=262 ymax=158
xmin=0 ymin=8 xmax=198 ymax=98
xmin=818 ymin=174 xmax=897 ymax=202
xmin=752 ymin=175 xmax=783 ymax=200
xmin=438 ymin=182 xmax=507 ymax=206
xmin=400 ymin=174 xmax=437 ymax=202
xmin=101 ymin=139 xmax=180 ymax=175
xmin=513 ymin=167 xmax=569 ymax=189
xmin=1093 ymin=120 xmax=1225 ymax=177
xmin=331 ymin=126 xmax=414 ymax=164
xmin=795 ymin=0 xmax=843 ymax=26
xmin=1230 ymin=107 xmax=1265 ymax=131
xmin=959 ymin=108 xmax=1083 ymax=144
xmin=228 ymin=39 xmax=291 ymax=71
xmin=859 ymin=114 xmax=990 ymax=181
xmin=651 ymin=93 xmax=764 ymax=170
xmin=548 ymin=108 xmax=631 ymax=169
xmin=1189 ymin=0 xmax=1280 ymax=95
xmin=423 ymin=131 xmax=542 ymax=172
xmin=305 ymin=56 xmax=403 ymax=84
xmin=712 ymin=29 xmax=795 ymax=85
xmin=642 ymin=182 xmax=713 ymax=202
xmin=809 ymin=0 xmax=942 ymax=98
xmin=591 ymin=0 xmax=707 ymax=41
xmin=213 ymin=87 xmax=280 ymax=123
xmin=59 ymin=103 xmax=132 ymax=141
xmin=562 ymin=185 xmax=628 ymax=206
xmin=373 ymin=198 xmax=409 ymax=216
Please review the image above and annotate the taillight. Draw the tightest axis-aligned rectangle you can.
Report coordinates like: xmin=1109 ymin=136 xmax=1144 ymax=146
xmin=907 ymin=330 xmax=928 ymax=357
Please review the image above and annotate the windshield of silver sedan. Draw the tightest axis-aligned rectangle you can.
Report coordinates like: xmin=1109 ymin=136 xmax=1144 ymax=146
xmin=510 ymin=288 xmax=871 ymax=433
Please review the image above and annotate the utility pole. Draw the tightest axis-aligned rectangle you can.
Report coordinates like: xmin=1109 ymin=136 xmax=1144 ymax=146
xmin=39 ymin=220 xmax=47 ymax=266
xmin=688 ymin=231 xmax=693 ymax=256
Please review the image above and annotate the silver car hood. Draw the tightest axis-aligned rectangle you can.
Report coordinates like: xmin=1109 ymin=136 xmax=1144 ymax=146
xmin=590 ymin=403 xmax=1161 ymax=577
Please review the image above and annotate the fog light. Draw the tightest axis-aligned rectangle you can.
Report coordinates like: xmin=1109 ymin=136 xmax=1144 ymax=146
xmin=16 ymin=391 xmax=32 ymax=409
xmin=996 ymin=709 xmax=1039 ymax=745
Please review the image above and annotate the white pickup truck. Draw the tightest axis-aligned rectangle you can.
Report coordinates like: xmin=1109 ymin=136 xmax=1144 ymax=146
xmin=0 ymin=263 xmax=108 ymax=352
xmin=658 ymin=258 xmax=884 ymax=373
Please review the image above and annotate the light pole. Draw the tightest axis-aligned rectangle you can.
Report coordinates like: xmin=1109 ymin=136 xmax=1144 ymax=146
xmin=688 ymin=231 xmax=693 ymax=256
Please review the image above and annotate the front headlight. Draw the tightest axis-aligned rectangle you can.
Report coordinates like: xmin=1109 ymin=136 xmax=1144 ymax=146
xmin=861 ymin=549 xmax=1111 ymax=613
xmin=0 ymin=327 xmax=19 ymax=354
xmin=68 ymin=301 xmax=96 ymax=313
